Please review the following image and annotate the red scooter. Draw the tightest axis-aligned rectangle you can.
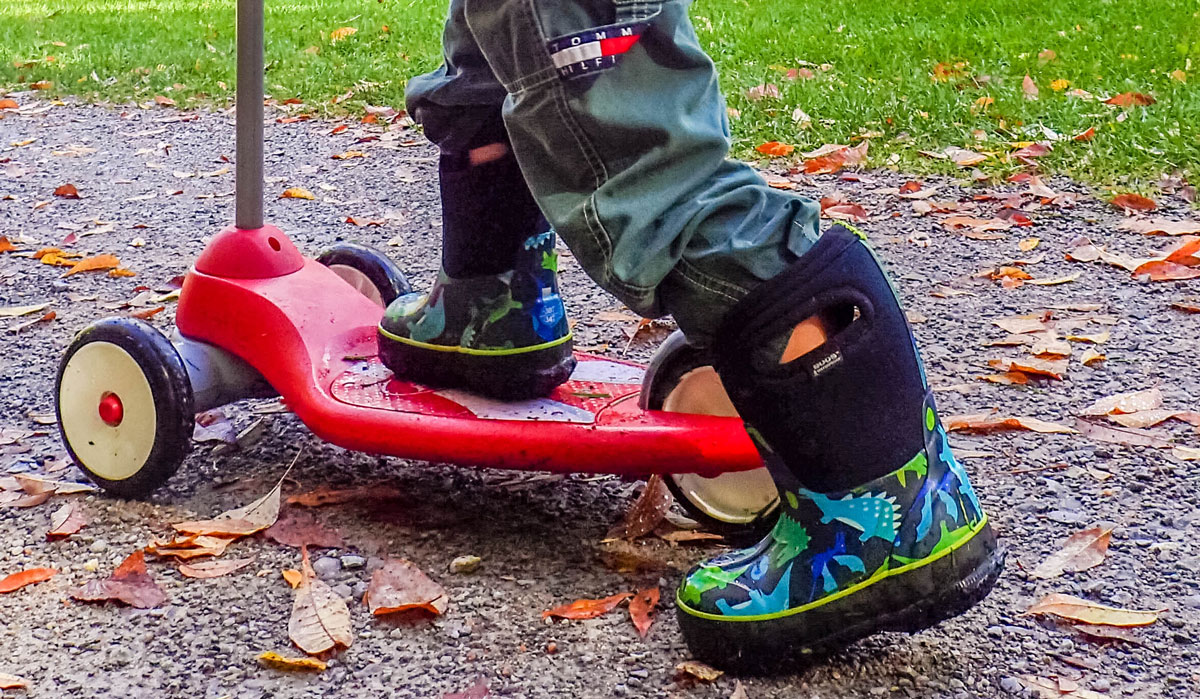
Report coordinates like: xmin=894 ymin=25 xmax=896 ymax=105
xmin=53 ymin=0 xmax=775 ymax=535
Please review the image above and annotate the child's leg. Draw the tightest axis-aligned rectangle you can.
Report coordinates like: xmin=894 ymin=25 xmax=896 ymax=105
xmin=456 ymin=0 xmax=1003 ymax=669
xmin=378 ymin=0 xmax=575 ymax=398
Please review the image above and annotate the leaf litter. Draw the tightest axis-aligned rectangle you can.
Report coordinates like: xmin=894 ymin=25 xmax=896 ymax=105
xmin=364 ymin=558 xmax=449 ymax=616
xmin=1032 ymin=527 xmax=1112 ymax=578
xmin=70 ymin=550 xmax=166 ymax=608
xmin=289 ymin=547 xmax=353 ymax=654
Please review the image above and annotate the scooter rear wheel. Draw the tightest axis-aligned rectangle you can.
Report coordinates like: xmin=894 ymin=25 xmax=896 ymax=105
xmin=641 ymin=330 xmax=778 ymax=539
xmin=56 ymin=318 xmax=194 ymax=498
xmin=317 ymin=242 xmax=412 ymax=307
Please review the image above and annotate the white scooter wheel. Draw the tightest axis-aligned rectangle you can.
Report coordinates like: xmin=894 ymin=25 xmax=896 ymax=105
xmin=317 ymin=242 xmax=412 ymax=307
xmin=641 ymin=330 xmax=778 ymax=539
xmin=56 ymin=318 xmax=194 ymax=498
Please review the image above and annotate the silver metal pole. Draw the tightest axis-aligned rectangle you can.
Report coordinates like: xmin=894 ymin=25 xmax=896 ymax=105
xmin=235 ymin=0 xmax=264 ymax=230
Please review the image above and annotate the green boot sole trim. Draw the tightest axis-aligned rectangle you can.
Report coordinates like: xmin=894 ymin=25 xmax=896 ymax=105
xmin=677 ymin=514 xmax=990 ymax=623
xmin=379 ymin=325 xmax=572 ymax=357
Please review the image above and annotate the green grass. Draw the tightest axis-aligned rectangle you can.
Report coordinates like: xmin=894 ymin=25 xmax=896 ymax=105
xmin=1 ymin=0 xmax=1197 ymax=187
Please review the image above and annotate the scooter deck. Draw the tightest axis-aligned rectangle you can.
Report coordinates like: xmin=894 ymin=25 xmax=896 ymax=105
xmin=176 ymin=229 xmax=759 ymax=477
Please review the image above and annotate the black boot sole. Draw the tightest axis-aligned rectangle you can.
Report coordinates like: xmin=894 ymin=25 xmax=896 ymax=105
xmin=378 ymin=330 xmax=577 ymax=401
xmin=677 ymin=521 xmax=1005 ymax=674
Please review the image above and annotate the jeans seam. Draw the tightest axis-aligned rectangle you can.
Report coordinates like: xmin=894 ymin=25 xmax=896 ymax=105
xmin=582 ymin=198 xmax=658 ymax=299
xmin=672 ymin=259 xmax=751 ymax=304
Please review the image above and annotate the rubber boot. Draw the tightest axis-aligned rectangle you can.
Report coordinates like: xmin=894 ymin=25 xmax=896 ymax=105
xmin=675 ymin=225 xmax=1004 ymax=671
xmin=378 ymin=229 xmax=575 ymax=400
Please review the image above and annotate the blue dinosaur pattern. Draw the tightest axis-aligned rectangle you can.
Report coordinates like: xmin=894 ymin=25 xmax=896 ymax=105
xmin=716 ymin=563 xmax=795 ymax=617
xmin=805 ymin=490 xmax=900 ymax=543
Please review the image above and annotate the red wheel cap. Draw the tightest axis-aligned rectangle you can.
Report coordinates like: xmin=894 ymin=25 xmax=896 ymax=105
xmin=98 ymin=392 xmax=124 ymax=427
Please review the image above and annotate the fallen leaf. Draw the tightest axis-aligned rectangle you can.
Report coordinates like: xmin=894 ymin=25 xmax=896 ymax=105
xmin=1117 ymin=219 xmax=1200 ymax=236
xmin=1026 ymin=593 xmax=1161 ymax=627
xmin=0 ymin=673 xmax=28 ymax=689
xmin=988 ymin=358 xmax=1066 ymax=380
xmin=1080 ymin=348 xmax=1106 ymax=366
xmin=281 ymin=187 xmax=315 ymax=200
xmin=1022 ymin=74 xmax=1039 ymax=99
xmin=53 ymin=183 xmax=80 ymax=199
xmin=1075 ymin=418 xmax=1172 ymax=448
xmin=982 ymin=371 xmax=1030 ymax=385
xmin=1108 ymin=410 xmax=1200 ymax=429
xmin=330 ymin=26 xmax=358 ymax=42
xmin=745 ymin=83 xmax=781 ymax=101
xmin=730 ymin=680 xmax=750 ymax=699
xmin=1105 ymin=92 xmax=1155 ymax=107
xmin=1171 ymin=446 xmax=1200 ymax=461
xmin=46 ymin=501 xmax=86 ymax=539
xmin=179 ymin=557 xmax=256 ymax=579
xmin=0 ymin=237 xmax=16 ymax=253
xmin=364 ymin=558 xmax=449 ymax=616
xmin=1013 ymin=142 xmax=1051 ymax=159
xmin=944 ymin=146 xmax=988 ymax=167
xmin=63 ymin=254 xmax=120 ymax=277
xmin=0 ymin=567 xmax=57 ymax=593
xmin=174 ymin=473 xmax=284 ymax=537
xmin=942 ymin=216 xmax=1012 ymax=232
xmin=129 ymin=306 xmax=164 ymax=320
xmin=443 ymin=678 xmax=490 ymax=699
xmin=543 ymin=592 xmax=633 ymax=620
xmin=823 ymin=203 xmax=868 ymax=222
xmin=1133 ymin=260 xmax=1200 ymax=281
xmin=674 ymin=660 xmax=724 ymax=682
xmin=286 ymin=485 xmax=401 ymax=507
xmin=1072 ymin=623 xmax=1145 ymax=645
xmin=329 ymin=124 xmax=348 ymax=135
xmin=629 ymin=586 xmax=659 ymax=638
xmin=605 ymin=475 xmax=672 ymax=540
xmin=147 ymin=534 xmax=234 ymax=560
xmin=289 ymin=548 xmax=353 ymax=654
xmin=70 ymin=550 xmax=166 ymax=608
xmin=1032 ymin=527 xmax=1113 ymax=578
xmin=264 ymin=509 xmax=343 ymax=549
xmin=1019 ymin=237 xmax=1040 ymax=252
xmin=1019 ymin=676 xmax=1109 ymax=699
xmin=332 ymin=150 xmax=367 ymax=160
xmin=944 ymin=414 xmax=1075 ymax=434
xmin=258 ymin=651 xmax=326 ymax=672
xmin=656 ymin=530 xmax=725 ymax=544
xmin=0 ymin=99 xmax=18 ymax=110
xmin=1110 ymin=193 xmax=1157 ymax=212
xmin=993 ymin=314 xmax=1052 ymax=335
xmin=1066 ymin=331 xmax=1109 ymax=344
xmin=1027 ymin=272 xmax=1082 ymax=286
xmin=0 ymin=303 xmax=51 ymax=318
xmin=755 ymin=141 xmax=794 ymax=157
xmin=1081 ymin=388 xmax=1163 ymax=416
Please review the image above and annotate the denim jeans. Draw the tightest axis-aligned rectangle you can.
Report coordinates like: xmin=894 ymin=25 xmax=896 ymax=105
xmin=405 ymin=0 xmax=821 ymax=342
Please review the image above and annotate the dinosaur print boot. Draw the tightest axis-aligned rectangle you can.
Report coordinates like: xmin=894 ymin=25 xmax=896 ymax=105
xmin=676 ymin=225 xmax=1004 ymax=670
xmin=378 ymin=230 xmax=575 ymax=399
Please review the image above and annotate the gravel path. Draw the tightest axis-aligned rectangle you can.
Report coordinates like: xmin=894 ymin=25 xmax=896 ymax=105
xmin=0 ymin=100 xmax=1198 ymax=698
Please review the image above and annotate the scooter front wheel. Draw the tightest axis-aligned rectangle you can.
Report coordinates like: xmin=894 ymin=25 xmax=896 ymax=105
xmin=56 ymin=318 xmax=194 ymax=498
xmin=641 ymin=330 xmax=778 ymax=539
xmin=317 ymin=242 xmax=412 ymax=307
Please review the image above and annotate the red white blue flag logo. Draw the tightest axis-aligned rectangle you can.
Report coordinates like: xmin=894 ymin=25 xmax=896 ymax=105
xmin=547 ymin=21 xmax=649 ymax=79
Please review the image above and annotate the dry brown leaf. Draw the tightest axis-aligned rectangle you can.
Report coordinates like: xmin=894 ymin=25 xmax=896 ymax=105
xmin=629 ymin=586 xmax=660 ymax=638
xmin=1108 ymin=410 xmax=1200 ymax=429
xmin=53 ymin=183 xmax=80 ymax=199
xmin=1171 ymin=446 xmax=1200 ymax=461
xmin=674 ymin=660 xmax=724 ymax=682
xmin=330 ymin=26 xmax=358 ymax=42
xmin=264 ymin=509 xmax=344 ymax=549
xmin=605 ymin=475 xmax=672 ymax=541
xmin=1032 ymin=527 xmax=1112 ymax=578
xmin=1080 ymin=388 xmax=1163 ymax=416
xmin=1080 ymin=348 xmax=1106 ymax=366
xmin=0 ymin=673 xmax=29 ymax=690
xmin=1019 ymin=237 xmax=1041 ymax=252
xmin=174 ymin=474 xmax=283 ymax=537
xmin=542 ymin=592 xmax=632 ymax=620
xmin=656 ymin=529 xmax=724 ymax=544
xmin=365 ymin=558 xmax=449 ymax=616
xmin=1117 ymin=218 xmax=1200 ymax=236
xmin=147 ymin=534 xmax=234 ymax=560
xmin=1026 ymin=593 xmax=1161 ymax=627
xmin=70 ymin=550 xmax=166 ymax=608
xmin=944 ymin=414 xmax=1075 ymax=434
xmin=281 ymin=187 xmax=315 ymax=200
xmin=1133 ymin=260 xmax=1200 ymax=281
xmin=258 ymin=651 xmax=326 ymax=672
xmin=1020 ymin=676 xmax=1109 ymax=699
xmin=282 ymin=569 xmax=303 ymax=588
xmin=944 ymin=146 xmax=988 ymax=167
xmin=0 ymin=303 xmax=51 ymax=318
xmin=1074 ymin=418 xmax=1172 ymax=449
xmin=1066 ymin=331 xmax=1109 ymax=344
xmin=46 ymin=501 xmax=86 ymax=539
xmin=1022 ymin=74 xmax=1039 ymax=100
xmin=285 ymin=485 xmax=402 ymax=507
xmin=1072 ymin=623 xmax=1145 ymax=645
xmin=1110 ymin=193 xmax=1157 ymax=212
xmin=1027 ymin=272 xmax=1082 ymax=286
xmin=993 ymin=314 xmax=1052 ymax=335
xmin=1105 ymin=92 xmax=1155 ymax=107
xmin=987 ymin=357 xmax=1066 ymax=380
xmin=178 ymin=557 xmax=256 ymax=579
xmin=943 ymin=216 xmax=1013 ymax=232
xmin=289 ymin=548 xmax=353 ymax=654
xmin=0 ymin=567 xmax=57 ymax=593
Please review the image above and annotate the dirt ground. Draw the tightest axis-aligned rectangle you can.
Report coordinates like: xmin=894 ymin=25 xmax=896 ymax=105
xmin=0 ymin=101 xmax=1198 ymax=698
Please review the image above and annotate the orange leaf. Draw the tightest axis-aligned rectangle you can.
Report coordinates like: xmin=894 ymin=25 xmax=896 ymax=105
xmin=755 ymin=141 xmax=794 ymax=157
xmin=280 ymin=187 xmax=315 ymax=200
xmin=178 ymin=557 xmax=256 ymax=579
xmin=282 ymin=569 xmax=303 ymax=588
xmin=0 ymin=98 xmax=18 ymax=110
xmin=30 ymin=81 xmax=52 ymax=90
xmin=258 ymin=651 xmax=326 ymax=672
xmin=0 ymin=567 xmax=58 ymax=593
xmin=1072 ymin=126 xmax=1096 ymax=142
xmin=63 ymin=253 xmax=120 ymax=277
xmin=0 ymin=236 xmax=15 ymax=253
xmin=1022 ymin=74 xmax=1039 ymax=99
xmin=629 ymin=586 xmax=659 ymax=638
xmin=1105 ymin=92 xmax=1155 ymax=107
xmin=1164 ymin=236 xmax=1200 ymax=264
xmin=1110 ymin=193 xmax=1157 ymax=212
xmin=543 ymin=592 xmax=632 ymax=620
xmin=129 ymin=306 xmax=165 ymax=320
xmin=1133 ymin=260 xmax=1200 ymax=281
xmin=330 ymin=26 xmax=358 ymax=42
xmin=107 ymin=268 xmax=136 ymax=278
xmin=46 ymin=501 xmax=87 ymax=540
xmin=154 ymin=95 xmax=175 ymax=106
xmin=332 ymin=151 xmax=367 ymax=160
xmin=823 ymin=203 xmax=868 ymax=222
xmin=899 ymin=180 xmax=922 ymax=193
xmin=53 ymin=183 xmax=80 ymax=199
xmin=944 ymin=413 xmax=1075 ymax=434
xmin=329 ymin=124 xmax=348 ymax=135
xmin=364 ymin=558 xmax=449 ymax=616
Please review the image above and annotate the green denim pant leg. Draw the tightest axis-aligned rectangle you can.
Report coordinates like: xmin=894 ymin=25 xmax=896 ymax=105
xmin=408 ymin=0 xmax=821 ymax=342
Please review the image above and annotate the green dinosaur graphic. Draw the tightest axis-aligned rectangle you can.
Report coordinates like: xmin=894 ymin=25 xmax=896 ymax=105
xmin=679 ymin=564 xmax=750 ymax=606
xmin=895 ymin=452 xmax=928 ymax=488
xmin=768 ymin=513 xmax=811 ymax=568
xmin=542 ymin=250 xmax=558 ymax=272
xmin=892 ymin=520 xmax=974 ymax=565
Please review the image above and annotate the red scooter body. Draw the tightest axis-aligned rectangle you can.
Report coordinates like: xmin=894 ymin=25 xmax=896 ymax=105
xmin=175 ymin=225 xmax=760 ymax=478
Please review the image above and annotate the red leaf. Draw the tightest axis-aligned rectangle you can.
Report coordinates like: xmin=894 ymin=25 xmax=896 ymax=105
xmin=47 ymin=501 xmax=87 ymax=540
xmin=1012 ymin=143 xmax=1051 ymax=158
xmin=70 ymin=550 xmax=166 ymax=608
xmin=542 ymin=592 xmax=632 ymax=620
xmin=755 ymin=141 xmax=794 ymax=157
xmin=1105 ymin=92 xmax=1155 ymax=107
xmin=1133 ymin=260 xmax=1200 ymax=281
xmin=823 ymin=203 xmax=869 ymax=222
xmin=0 ymin=567 xmax=57 ymax=593
xmin=263 ymin=508 xmax=344 ymax=549
xmin=1110 ymin=193 xmax=1157 ymax=212
xmin=629 ymin=586 xmax=660 ymax=638
xmin=442 ymin=678 xmax=490 ymax=699
xmin=1073 ymin=127 xmax=1096 ymax=142
xmin=53 ymin=183 xmax=80 ymax=199
xmin=899 ymin=180 xmax=923 ymax=193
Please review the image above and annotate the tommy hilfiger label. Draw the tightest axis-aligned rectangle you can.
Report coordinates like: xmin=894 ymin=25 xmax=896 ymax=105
xmin=546 ymin=21 xmax=649 ymax=79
